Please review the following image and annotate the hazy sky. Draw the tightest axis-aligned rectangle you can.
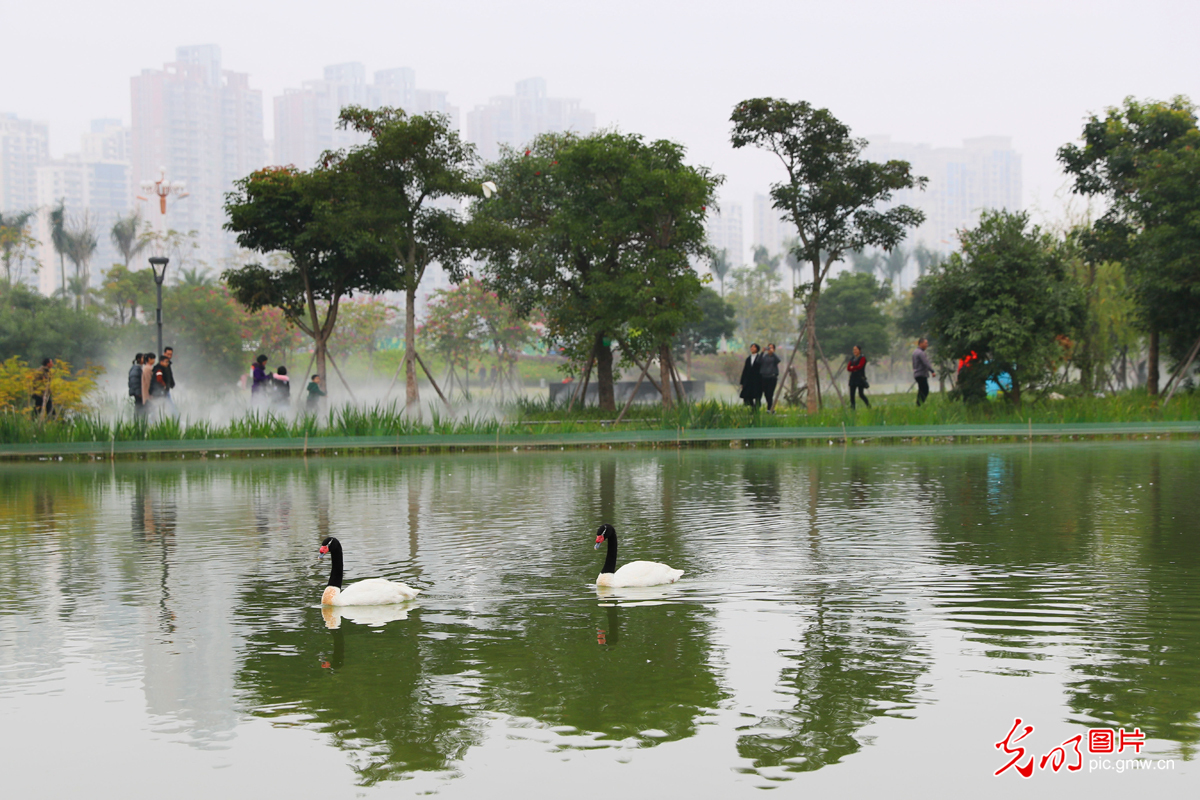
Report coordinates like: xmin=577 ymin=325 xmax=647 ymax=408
xmin=5 ymin=0 xmax=1198 ymax=227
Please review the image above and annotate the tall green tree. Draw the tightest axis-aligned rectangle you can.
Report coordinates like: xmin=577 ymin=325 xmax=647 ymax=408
xmin=731 ymin=98 xmax=925 ymax=411
xmin=62 ymin=213 xmax=98 ymax=310
xmin=110 ymin=210 xmax=148 ymax=268
xmin=0 ymin=283 xmax=108 ymax=367
xmin=1120 ymin=129 xmax=1200 ymax=383
xmin=920 ymin=210 xmax=1086 ymax=405
xmin=708 ymin=248 xmax=732 ymax=297
xmin=475 ymin=131 xmax=719 ymax=410
xmin=99 ymin=264 xmax=154 ymax=324
xmin=1057 ymin=96 xmax=1200 ymax=393
xmin=331 ymin=106 xmax=478 ymax=410
xmin=224 ymin=165 xmax=392 ymax=390
xmin=675 ymin=286 xmax=737 ymax=373
xmin=725 ymin=260 xmax=794 ymax=350
xmin=813 ymin=271 xmax=891 ymax=364
xmin=48 ymin=200 xmax=68 ymax=298
xmin=0 ymin=210 xmax=38 ymax=285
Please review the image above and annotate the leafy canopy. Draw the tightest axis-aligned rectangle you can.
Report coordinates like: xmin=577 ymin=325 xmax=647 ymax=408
xmin=919 ymin=210 xmax=1086 ymax=403
xmin=475 ymin=130 xmax=719 ymax=362
xmin=813 ymin=271 xmax=891 ymax=362
xmin=223 ymin=164 xmax=392 ymax=340
xmin=1057 ymin=96 xmax=1200 ymax=361
xmin=730 ymin=98 xmax=926 ymax=275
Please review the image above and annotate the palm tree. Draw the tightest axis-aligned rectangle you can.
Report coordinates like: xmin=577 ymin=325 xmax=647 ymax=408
xmin=63 ymin=213 xmax=98 ymax=310
xmin=708 ymin=248 xmax=732 ymax=297
xmin=110 ymin=210 xmax=148 ymax=267
xmin=174 ymin=266 xmax=215 ymax=287
xmin=849 ymin=248 xmax=883 ymax=278
xmin=49 ymin=200 xmax=69 ymax=297
xmin=913 ymin=242 xmax=944 ymax=279
xmin=0 ymin=209 xmax=36 ymax=284
xmin=881 ymin=245 xmax=909 ymax=292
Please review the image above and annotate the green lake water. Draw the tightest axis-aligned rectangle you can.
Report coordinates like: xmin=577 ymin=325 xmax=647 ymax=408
xmin=1 ymin=442 xmax=1197 ymax=797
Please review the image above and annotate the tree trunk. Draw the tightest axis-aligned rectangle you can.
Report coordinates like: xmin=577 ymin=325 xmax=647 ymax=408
xmin=804 ymin=299 xmax=819 ymax=414
xmin=405 ymin=283 xmax=419 ymax=409
xmin=1147 ymin=329 xmax=1159 ymax=395
xmin=659 ymin=344 xmax=674 ymax=408
xmin=595 ymin=334 xmax=616 ymax=411
xmin=315 ymin=335 xmax=327 ymax=399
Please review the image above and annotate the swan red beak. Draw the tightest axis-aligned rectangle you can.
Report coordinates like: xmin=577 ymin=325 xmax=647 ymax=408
xmin=318 ymin=545 xmax=329 ymax=558
xmin=595 ymin=534 xmax=605 ymax=550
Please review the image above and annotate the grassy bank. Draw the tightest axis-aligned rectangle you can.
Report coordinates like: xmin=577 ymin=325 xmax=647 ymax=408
xmin=0 ymin=390 xmax=1195 ymax=452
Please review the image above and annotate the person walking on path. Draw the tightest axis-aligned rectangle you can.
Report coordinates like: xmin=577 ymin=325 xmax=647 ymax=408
xmin=128 ymin=353 xmax=145 ymax=418
xmin=270 ymin=366 xmax=291 ymax=410
xmin=156 ymin=353 xmax=178 ymax=418
xmin=739 ymin=343 xmax=764 ymax=409
xmin=251 ymin=355 xmax=271 ymax=402
xmin=161 ymin=347 xmax=176 ymax=397
xmin=306 ymin=374 xmax=326 ymax=414
xmin=141 ymin=353 xmax=157 ymax=415
xmin=912 ymin=338 xmax=935 ymax=407
xmin=149 ymin=355 xmax=175 ymax=420
xmin=759 ymin=343 xmax=782 ymax=412
xmin=847 ymin=345 xmax=870 ymax=410
xmin=31 ymin=358 xmax=54 ymax=417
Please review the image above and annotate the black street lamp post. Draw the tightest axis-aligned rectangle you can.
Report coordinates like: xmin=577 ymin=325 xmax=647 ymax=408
xmin=149 ymin=256 xmax=169 ymax=356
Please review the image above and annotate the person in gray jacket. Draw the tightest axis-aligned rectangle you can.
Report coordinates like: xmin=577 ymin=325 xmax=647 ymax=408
xmin=912 ymin=338 xmax=936 ymax=406
xmin=758 ymin=343 xmax=782 ymax=411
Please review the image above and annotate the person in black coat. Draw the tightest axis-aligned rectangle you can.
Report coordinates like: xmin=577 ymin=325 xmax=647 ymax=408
xmin=128 ymin=353 xmax=145 ymax=418
xmin=739 ymin=343 xmax=764 ymax=408
xmin=758 ymin=343 xmax=782 ymax=411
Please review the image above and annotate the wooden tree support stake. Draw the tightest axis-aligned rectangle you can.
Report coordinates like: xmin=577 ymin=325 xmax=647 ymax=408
xmin=614 ymin=356 xmax=652 ymax=425
xmin=327 ymin=352 xmax=358 ymax=403
xmin=413 ymin=350 xmax=453 ymax=411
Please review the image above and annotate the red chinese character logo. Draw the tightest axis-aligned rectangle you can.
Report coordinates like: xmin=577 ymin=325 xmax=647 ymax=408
xmin=995 ymin=718 xmax=1035 ymax=778
xmin=1040 ymin=734 xmax=1083 ymax=773
xmin=1088 ymin=728 xmax=1114 ymax=753
xmin=1118 ymin=728 xmax=1145 ymax=753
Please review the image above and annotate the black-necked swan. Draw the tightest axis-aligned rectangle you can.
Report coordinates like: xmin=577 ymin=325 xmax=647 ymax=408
xmin=318 ymin=537 xmax=420 ymax=606
xmin=593 ymin=524 xmax=683 ymax=587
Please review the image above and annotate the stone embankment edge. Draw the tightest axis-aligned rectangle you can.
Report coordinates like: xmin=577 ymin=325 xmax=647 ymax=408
xmin=1 ymin=421 xmax=1197 ymax=460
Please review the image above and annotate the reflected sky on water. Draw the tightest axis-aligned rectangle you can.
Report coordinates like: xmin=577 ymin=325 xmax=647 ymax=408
xmin=1 ymin=443 xmax=1197 ymax=797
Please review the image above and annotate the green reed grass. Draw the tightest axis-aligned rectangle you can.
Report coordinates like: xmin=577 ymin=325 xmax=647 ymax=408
xmin=0 ymin=389 xmax=1195 ymax=446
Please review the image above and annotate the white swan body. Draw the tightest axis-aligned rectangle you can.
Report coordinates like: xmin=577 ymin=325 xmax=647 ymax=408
xmin=318 ymin=537 xmax=420 ymax=607
xmin=593 ymin=524 xmax=683 ymax=588
xmin=322 ymin=579 xmax=420 ymax=606
xmin=596 ymin=561 xmax=684 ymax=588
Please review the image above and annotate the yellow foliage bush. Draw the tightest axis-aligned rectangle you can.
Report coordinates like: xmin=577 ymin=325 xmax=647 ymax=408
xmin=0 ymin=356 xmax=103 ymax=416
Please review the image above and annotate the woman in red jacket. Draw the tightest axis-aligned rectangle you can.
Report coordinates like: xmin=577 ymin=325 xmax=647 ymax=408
xmin=847 ymin=345 xmax=869 ymax=410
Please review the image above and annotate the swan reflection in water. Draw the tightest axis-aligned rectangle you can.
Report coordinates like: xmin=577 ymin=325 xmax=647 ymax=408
xmin=594 ymin=583 xmax=685 ymax=605
xmin=321 ymin=603 xmax=418 ymax=629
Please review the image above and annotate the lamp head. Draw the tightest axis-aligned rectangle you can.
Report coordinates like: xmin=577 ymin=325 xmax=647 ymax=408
xmin=149 ymin=256 xmax=169 ymax=284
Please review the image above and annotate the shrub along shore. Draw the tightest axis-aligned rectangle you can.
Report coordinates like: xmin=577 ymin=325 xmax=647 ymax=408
xmin=0 ymin=391 xmax=1195 ymax=461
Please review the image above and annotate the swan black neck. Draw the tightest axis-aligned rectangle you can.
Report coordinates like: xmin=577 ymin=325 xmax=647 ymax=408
xmin=600 ymin=526 xmax=618 ymax=575
xmin=323 ymin=537 xmax=343 ymax=588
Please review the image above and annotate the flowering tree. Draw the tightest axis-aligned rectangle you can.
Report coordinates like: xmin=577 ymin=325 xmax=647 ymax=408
xmin=328 ymin=297 xmax=396 ymax=376
xmin=419 ymin=278 xmax=534 ymax=397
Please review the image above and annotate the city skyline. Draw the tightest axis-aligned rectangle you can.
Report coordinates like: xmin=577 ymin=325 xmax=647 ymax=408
xmin=4 ymin=0 xmax=1194 ymax=231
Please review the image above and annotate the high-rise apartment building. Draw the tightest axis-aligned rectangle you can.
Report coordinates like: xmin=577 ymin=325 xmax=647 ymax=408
xmin=752 ymin=193 xmax=793 ymax=256
xmin=35 ymin=119 xmax=133 ymax=295
xmin=466 ymin=78 xmax=594 ymax=162
xmin=865 ymin=136 xmax=1022 ymax=250
xmin=131 ymin=45 xmax=265 ymax=270
xmin=273 ymin=64 xmax=458 ymax=171
xmin=0 ymin=113 xmax=50 ymax=215
xmin=705 ymin=199 xmax=744 ymax=267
